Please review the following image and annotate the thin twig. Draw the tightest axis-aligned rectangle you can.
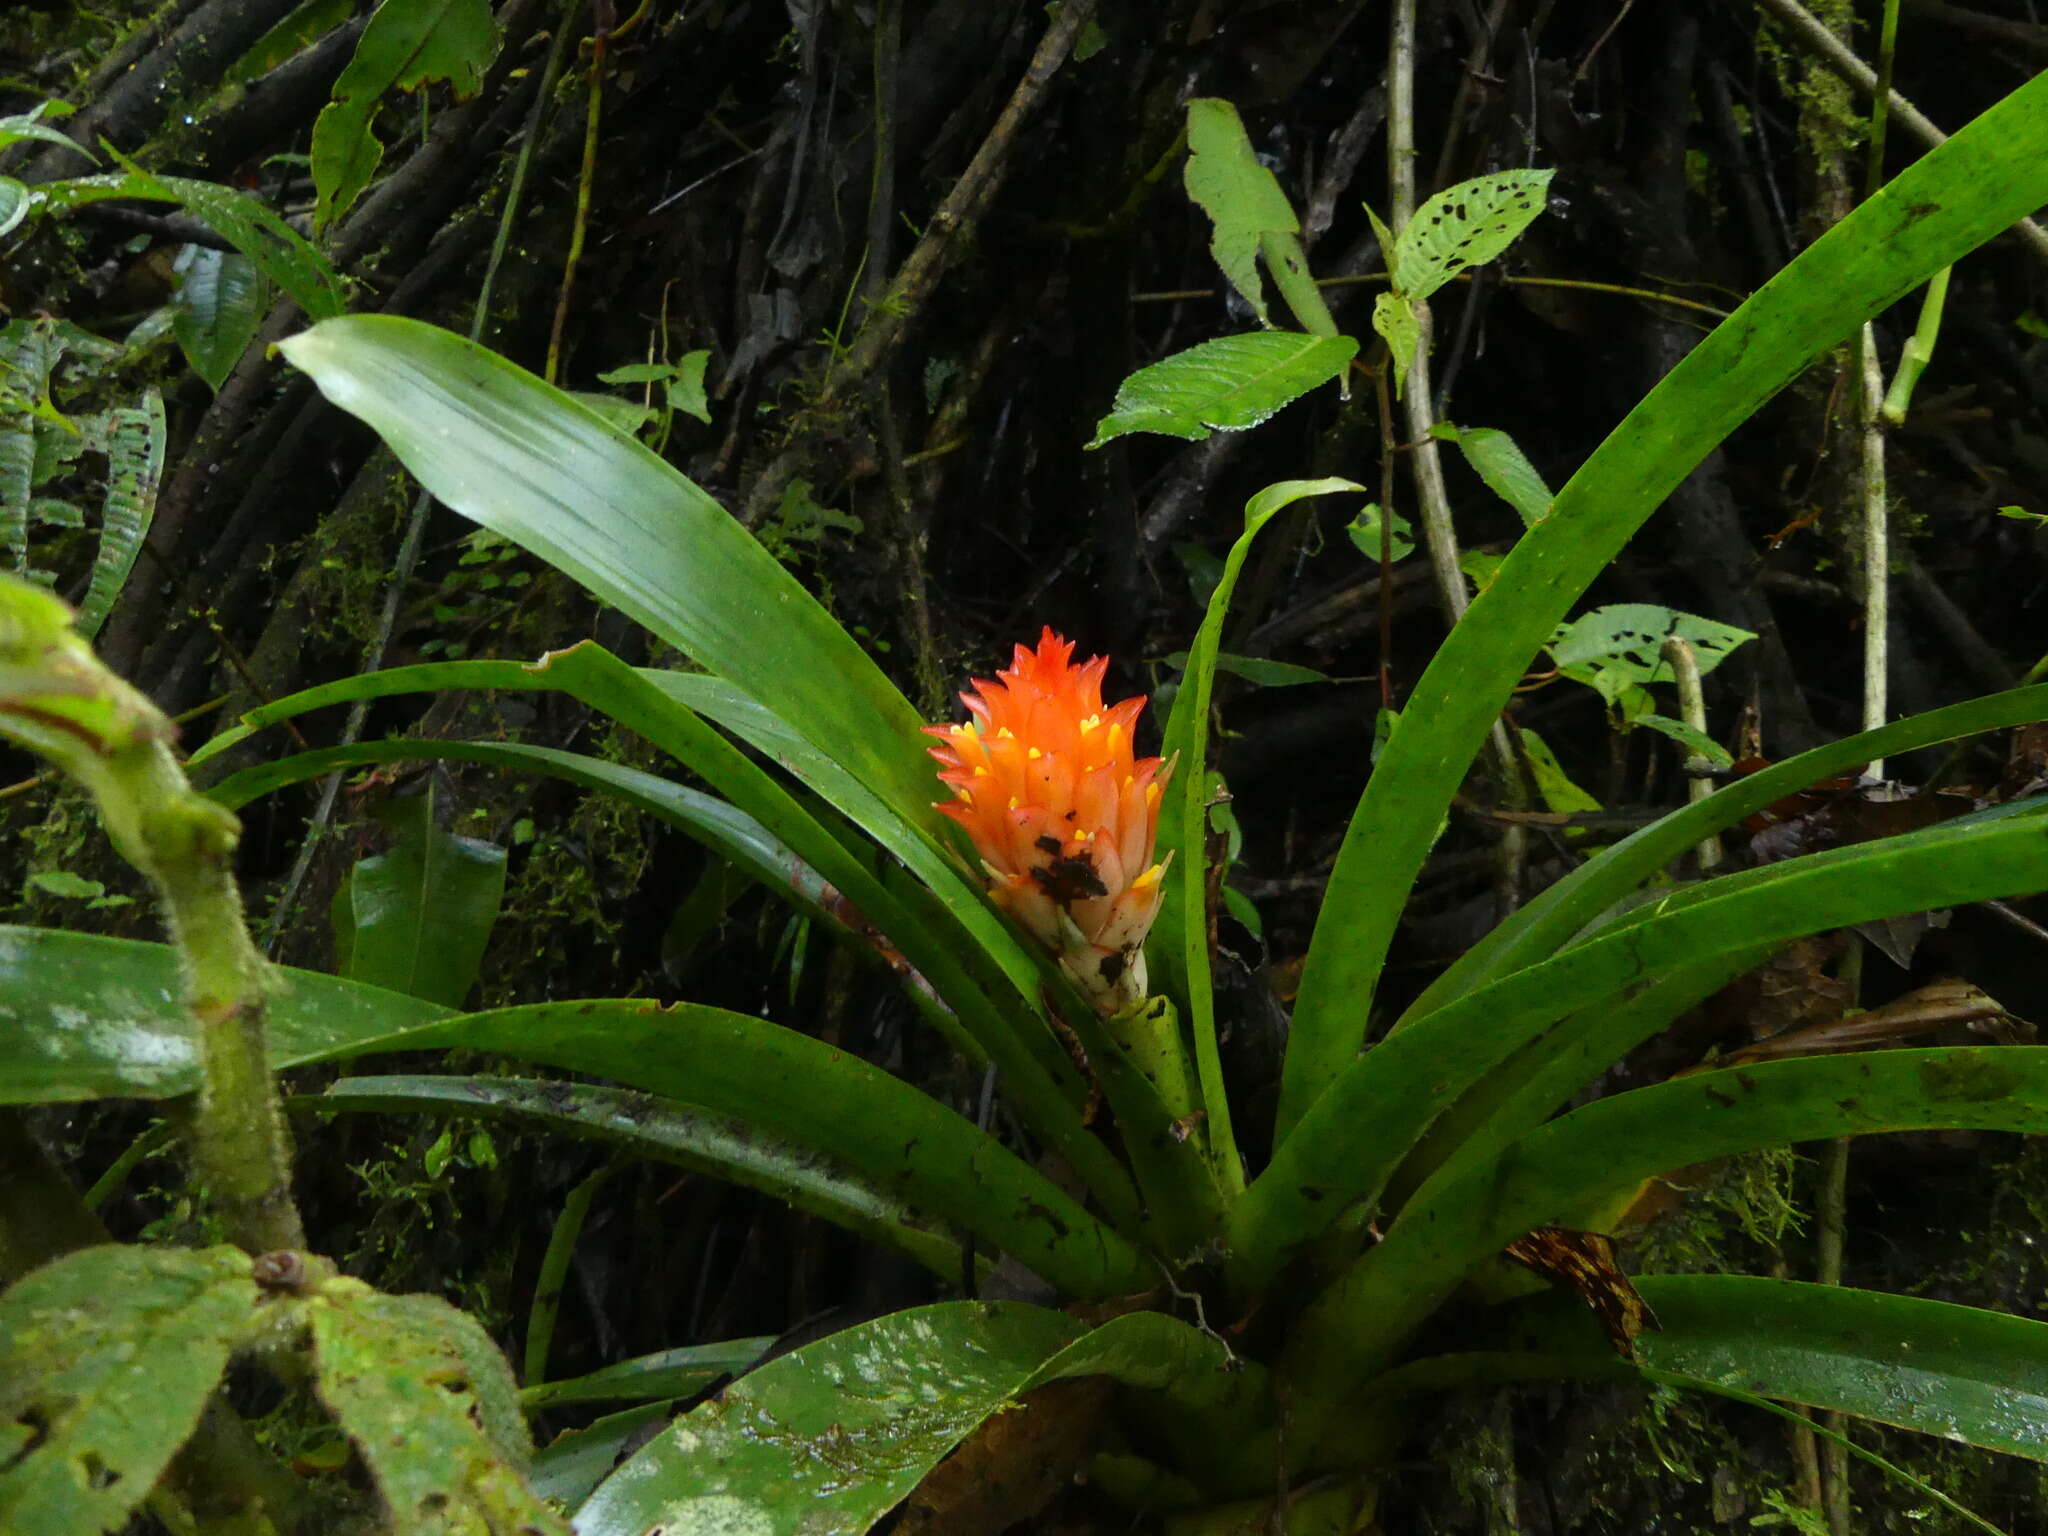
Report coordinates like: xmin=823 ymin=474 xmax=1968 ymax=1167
xmin=262 ymin=0 xmax=582 ymax=951
xmin=1133 ymin=271 xmax=1736 ymax=321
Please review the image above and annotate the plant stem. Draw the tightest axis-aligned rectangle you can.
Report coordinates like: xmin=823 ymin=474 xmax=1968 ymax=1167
xmin=1859 ymin=328 xmax=1889 ymax=772
xmin=526 ymin=1161 xmax=614 ymax=1386
xmin=0 ymin=579 xmax=301 ymax=1253
xmin=546 ymin=0 xmax=610 ymax=385
xmin=1757 ymin=0 xmax=2048 ymax=264
xmin=1658 ymin=636 xmax=1722 ymax=871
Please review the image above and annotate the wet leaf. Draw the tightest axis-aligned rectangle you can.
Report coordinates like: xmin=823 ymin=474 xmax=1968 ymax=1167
xmin=0 ymin=1246 xmax=256 ymax=1534
xmin=1088 ymin=332 xmax=1356 ymax=446
xmin=1392 ymin=169 xmax=1554 ymax=300
xmin=577 ymin=1305 xmax=1246 ymax=1536
xmin=171 ymin=245 xmax=267 ymax=392
xmin=310 ymin=1282 xmax=563 ymax=1533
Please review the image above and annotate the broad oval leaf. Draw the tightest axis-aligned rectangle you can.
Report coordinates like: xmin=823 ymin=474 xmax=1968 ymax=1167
xmin=1431 ymin=421 xmax=1554 ymax=527
xmin=312 ymin=0 xmax=499 ymax=229
xmin=1087 ymin=332 xmax=1356 ymax=447
xmin=170 ymin=245 xmax=268 ymax=392
xmin=0 ymin=1245 xmax=256 ymax=1535
xmin=1393 ymin=169 xmax=1554 ymax=300
xmin=335 ymin=783 xmax=506 ymax=1008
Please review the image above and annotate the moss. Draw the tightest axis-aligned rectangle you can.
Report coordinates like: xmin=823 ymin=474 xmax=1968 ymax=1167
xmin=1632 ymin=1147 xmax=1804 ymax=1276
xmin=477 ymin=716 xmax=661 ymax=1009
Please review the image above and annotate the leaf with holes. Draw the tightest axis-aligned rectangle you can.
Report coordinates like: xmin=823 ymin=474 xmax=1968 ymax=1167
xmin=1089 ymin=332 xmax=1356 ymax=446
xmin=0 ymin=1246 xmax=257 ymax=1534
xmin=1392 ymin=170 xmax=1554 ymax=301
xmin=309 ymin=1282 xmax=563 ymax=1533
xmin=1549 ymin=604 xmax=1754 ymax=706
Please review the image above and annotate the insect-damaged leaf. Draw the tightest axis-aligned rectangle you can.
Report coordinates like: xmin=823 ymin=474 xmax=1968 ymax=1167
xmin=0 ymin=1246 xmax=257 ymax=1534
xmin=309 ymin=1282 xmax=563 ymax=1533
xmin=1392 ymin=169 xmax=1554 ymax=301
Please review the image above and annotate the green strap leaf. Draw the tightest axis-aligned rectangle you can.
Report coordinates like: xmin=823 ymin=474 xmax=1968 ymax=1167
xmin=1235 ymin=804 xmax=2048 ymax=1293
xmin=320 ymin=1074 xmax=982 ymax=1282
xmin=325 ymin=1002 xmax=1147 ymax=1299
xmin=1639 ymin=1276 xmax=2048 ymax=1464
xmin=577 ymin=1304 xmax=1247 ymax=1534
xmin=276 ymin=316 xmax=937 ymax=844
xmin=0 ymin=1245 xmax=256 ymax=1534
xmin=1409 ymin=684 xmax=2048 ymax=1026
xmin=200 ymin=668 xmax=1137 ymax=1229
xmin=191 ymin=652 xmax=1137 ymax=1226
xmin=36 ymin=167 xmax=346 ymax=320
xmin=1275 ymin=65 xmax=2048 ymax=1143
xmin=1088 ymin=332 xmax=1357 ymax=447
xmin=518 ymin=1337 xmax=772 ymax=1413
xmin=1286 ymin=1047 xmax=2048 ymax=1424
xmin=1154 ymin=478 xmax=1363 ymax=1193
xmin=0 ymin=924 xmax=450 ymax=1105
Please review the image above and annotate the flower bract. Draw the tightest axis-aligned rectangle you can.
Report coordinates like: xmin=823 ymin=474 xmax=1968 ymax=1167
xmin=924 ymin=629 xmax=1171 ymax=1014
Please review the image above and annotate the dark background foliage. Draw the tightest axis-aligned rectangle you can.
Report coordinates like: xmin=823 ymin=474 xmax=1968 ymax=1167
xmin=5 ymin=1 xmax=2048 ymax=1528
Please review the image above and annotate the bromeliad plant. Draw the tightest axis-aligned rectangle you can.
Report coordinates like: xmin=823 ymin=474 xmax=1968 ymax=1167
xmin=11 ymin=71 xmax=2048 ymax=1536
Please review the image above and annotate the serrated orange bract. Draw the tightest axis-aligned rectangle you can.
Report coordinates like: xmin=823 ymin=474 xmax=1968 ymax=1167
xmin=924 ymin=629 xmax=1172 ymax=1014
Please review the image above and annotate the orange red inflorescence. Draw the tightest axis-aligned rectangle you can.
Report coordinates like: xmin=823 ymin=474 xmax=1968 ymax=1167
xmin=924 ymin=629 xmax=1172 ymax=1014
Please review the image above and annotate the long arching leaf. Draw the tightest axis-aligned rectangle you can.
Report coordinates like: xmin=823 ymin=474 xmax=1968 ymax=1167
xmin=1232 ymin=803 xmax=2048 ymax=1292
xmin=276 ymin=316 xmax=936 ymax=841
xmin=317 ymin=1075 xmax=975 ymax=1283
xmin=1274 ymin=65 xmax=2048 ymax=1143
xmin=1285 ymin=1047 xmax=2048 ymax=1425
